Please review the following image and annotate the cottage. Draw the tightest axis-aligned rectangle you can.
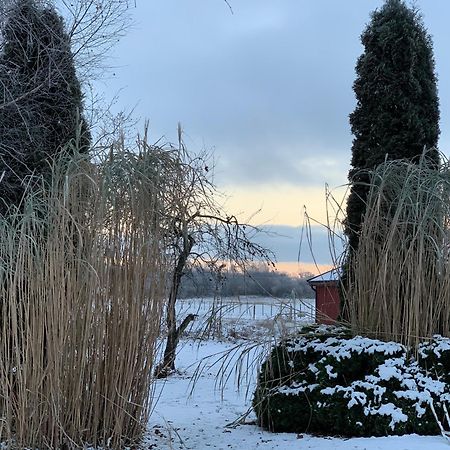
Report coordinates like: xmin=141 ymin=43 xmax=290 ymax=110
xmin=307 ymin=268 xmax=340 ymax=324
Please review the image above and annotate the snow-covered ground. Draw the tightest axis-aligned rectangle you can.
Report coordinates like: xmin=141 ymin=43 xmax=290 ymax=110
xmin=176 ymin=296 xmax=315 ymax=340
xmin=146 ymin=297 xmax=450 ymax=450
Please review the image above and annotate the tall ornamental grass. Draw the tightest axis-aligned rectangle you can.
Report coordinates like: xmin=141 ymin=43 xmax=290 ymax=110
xmin=346 ymin=154 xmax=450 ymax=348
xmin=0 ymin=137 xmax=172 ymax=448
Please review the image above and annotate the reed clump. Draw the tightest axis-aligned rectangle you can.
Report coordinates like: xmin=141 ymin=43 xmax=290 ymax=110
xmin=0 ymin=137 xmax=173 ymax=448
xmin=346 ymin=154 xmax=450 ymax=348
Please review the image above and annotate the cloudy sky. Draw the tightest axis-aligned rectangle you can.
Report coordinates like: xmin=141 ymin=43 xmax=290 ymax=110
xmin=97 ymin=0 xmax=450 ymax=273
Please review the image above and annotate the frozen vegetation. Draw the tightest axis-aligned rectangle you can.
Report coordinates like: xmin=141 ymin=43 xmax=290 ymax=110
xmin=147 ymin=297 xmax=450 ymax=449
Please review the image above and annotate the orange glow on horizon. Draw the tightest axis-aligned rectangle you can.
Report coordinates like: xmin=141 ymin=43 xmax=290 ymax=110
xmin=275 ymin=261 xmax=333 ymax=277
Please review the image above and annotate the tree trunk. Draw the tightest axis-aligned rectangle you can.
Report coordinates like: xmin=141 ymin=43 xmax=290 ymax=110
xmin=155 ymin=234 xmax=194 ymax=378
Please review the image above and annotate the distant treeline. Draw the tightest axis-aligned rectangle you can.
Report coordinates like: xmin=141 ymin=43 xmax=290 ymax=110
xmin=178 ymin=268 xmax=315 ymax=299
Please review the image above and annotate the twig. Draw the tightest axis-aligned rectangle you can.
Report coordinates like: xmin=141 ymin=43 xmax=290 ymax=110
xmin=224 ymin=0 xmax=234 ymax=14
xmin=429 ymin=397 xmax=450 ymax=442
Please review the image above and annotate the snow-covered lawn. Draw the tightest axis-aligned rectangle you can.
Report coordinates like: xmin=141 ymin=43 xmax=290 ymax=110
xmin=176 ymin=296 xmax=315 ymax=340
xmin=147 ymin=297 xmax=450 ymax=449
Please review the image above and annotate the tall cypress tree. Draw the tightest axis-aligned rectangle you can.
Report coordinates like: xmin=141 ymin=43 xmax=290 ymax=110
xmin=0 ymin=0 xmax=90 ymax=215
xmin=345 ymin=0 xmax=440 ymax=253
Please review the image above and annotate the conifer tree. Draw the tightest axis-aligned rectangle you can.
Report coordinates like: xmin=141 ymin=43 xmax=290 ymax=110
xmin=346 ymin=0 xmax=440 ymax=253
xmin=0 ymin=0 xmax=90 ymax=215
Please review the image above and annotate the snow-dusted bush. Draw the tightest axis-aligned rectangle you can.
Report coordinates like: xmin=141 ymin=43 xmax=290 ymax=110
xmin=419 ymin=336 xmax=450 ymax=385
xmin=254 ymin=327 xmax=450 ymax=437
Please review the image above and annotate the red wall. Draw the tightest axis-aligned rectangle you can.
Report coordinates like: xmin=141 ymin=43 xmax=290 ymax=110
xmin=315 ymin=283 xmax=340 ymax=324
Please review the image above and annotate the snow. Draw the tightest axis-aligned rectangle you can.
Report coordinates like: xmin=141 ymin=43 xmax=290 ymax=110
xmin=419 ymin=334 xmax=450 ymax=359
xmin=177 ymin=296 xmax=316 ymax=339
xmin=287 ymin=335 xmax=405 ymax=359
xmin=146 ymin=297 xmax=450 ymax=449
xmin=325 ymin=363 xmax=338 ymax=378
xmin=365 ymin=403 xmax=409 ymax=430
xmin=378 ymin=361 xmax=404 ymax=381
xmin=307 ymin=268 xmax=341 ymax=283
xmin=347 ymin=390 xmax=367 ymax=408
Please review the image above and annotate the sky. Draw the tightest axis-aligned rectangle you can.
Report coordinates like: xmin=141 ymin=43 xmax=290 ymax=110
xmin=96 ymin=0 xmax=450 ymax=274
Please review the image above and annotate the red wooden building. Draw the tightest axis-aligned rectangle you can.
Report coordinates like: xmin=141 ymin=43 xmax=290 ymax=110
xmin=307 ymin=269 xmax=340 ymax=324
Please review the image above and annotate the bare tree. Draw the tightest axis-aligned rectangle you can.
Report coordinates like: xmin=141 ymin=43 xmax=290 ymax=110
xmin=154 ymin=126 xmax=274 ymax=378
xmin=54 ymin=0 xmax=133 ymax=80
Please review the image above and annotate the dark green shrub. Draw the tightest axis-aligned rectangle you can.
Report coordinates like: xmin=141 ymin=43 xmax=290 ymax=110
xmin=0 ymin=0 xmax=91 ymax=215
xmin=254 ymin=327 xmax=449 ymax=437
xmin=418 ymin=335 xmax=450 ymax=384
xmin=345 ymin=0 xmax=440 ymax=254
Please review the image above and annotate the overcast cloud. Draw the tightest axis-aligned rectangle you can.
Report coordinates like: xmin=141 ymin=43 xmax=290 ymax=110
xmin=98 ymin=0 xmax=450 ymax=265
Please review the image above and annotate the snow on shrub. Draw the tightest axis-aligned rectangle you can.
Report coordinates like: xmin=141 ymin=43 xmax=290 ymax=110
xmin=253 ymin=327 xmax=450 ymax=437
xmin=419 ymin=335 xmax=450 ymax=385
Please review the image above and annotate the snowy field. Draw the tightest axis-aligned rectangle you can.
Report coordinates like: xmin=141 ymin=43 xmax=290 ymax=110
xmin=175 ymin=296 xmax=316 ymax=340
xmin=146 ymin=296 xmax=450 ymax=449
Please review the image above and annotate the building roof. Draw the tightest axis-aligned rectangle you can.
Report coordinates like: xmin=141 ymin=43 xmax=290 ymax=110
xmin=307 ymin=267 xmax=341 ymax=285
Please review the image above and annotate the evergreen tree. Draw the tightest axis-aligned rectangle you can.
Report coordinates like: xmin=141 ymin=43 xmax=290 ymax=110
xmin=345 ymin=0 xmax=440 ymax=253
xmin=0 ymin=0 xmax=90 ymax=215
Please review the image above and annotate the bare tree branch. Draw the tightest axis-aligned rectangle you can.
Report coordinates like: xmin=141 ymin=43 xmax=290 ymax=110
xmin=224 ymin=0 xmax=233 ymax=14
xmin=54 ymin=0 xmax=133 ymax=80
